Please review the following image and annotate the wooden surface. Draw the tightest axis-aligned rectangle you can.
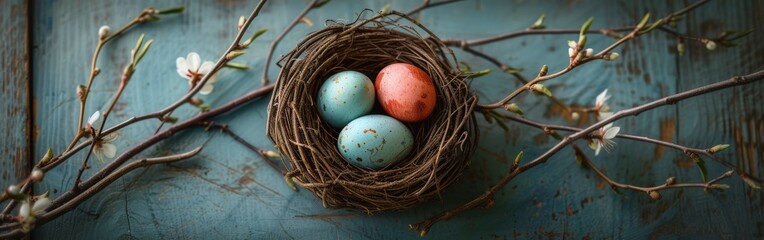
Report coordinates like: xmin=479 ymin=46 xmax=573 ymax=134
xmin=0 ymin=0 xmax=762 ymax=238
xmin=0 ymin=0 xmax=32 ymax=207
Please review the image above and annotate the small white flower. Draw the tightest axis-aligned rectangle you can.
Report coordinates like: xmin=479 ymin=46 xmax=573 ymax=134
xmin=589 ymin=123 xmax=620 ymax=156
xmin=86 ymin=110 xmax=119 ymax=162
xmin=595 ymin=89 xmax=612 ymax=120
xmin=93 ymin=131 xmax=120 ymax=163
xmin=98 ymin=25 xmax=110 ymax=39
xmin=17 ymin=197 xmax=51 ymax=233
xmin=176 ymin=52 xmax=217 ymax=95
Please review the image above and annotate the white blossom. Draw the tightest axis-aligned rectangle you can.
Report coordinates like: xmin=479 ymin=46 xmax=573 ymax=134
xmin=87 ymin=111 xmax=119 ymax=162
xmin=176 ymin=52 xmax=217 ymax=95
xmin=93 ymin=131 xmax=120 ymax=163
xmin=590 ymin=123 xmax=620 ymax=156
xmin=595 ymin=89 xmax=613 ymax=120
xmin=18 ymin=197 xmax=51 ymax=233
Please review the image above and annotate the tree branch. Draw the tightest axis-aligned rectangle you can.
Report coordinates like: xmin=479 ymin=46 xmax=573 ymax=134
xmin=410 ymin=69 xmax=764 ymax=236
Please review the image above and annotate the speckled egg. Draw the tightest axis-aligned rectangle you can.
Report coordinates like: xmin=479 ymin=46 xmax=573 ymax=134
xmin=375 ymin=63 xmax=437 ymax=122
xmin=337 ymin=114 xmax=414 ymax=170
xmin=317 ymin=71 xmax=375 ymax=128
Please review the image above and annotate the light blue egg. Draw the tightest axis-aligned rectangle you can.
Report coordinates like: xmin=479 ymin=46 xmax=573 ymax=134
xmin=337 ymin=115 xmax=414 ymax=170
xmin=316 ymin=71 xmax=375 ymax=128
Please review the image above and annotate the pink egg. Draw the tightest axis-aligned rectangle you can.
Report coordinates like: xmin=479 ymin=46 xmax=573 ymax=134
xmin=375 ymin=63 xmax=437 ymax=122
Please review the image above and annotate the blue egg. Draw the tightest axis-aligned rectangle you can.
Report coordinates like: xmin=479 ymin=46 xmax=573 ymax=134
xmin=316 ymin=71 xmax=375 ymax=128
xmin=337 ymin=115 xmax=414 ymax=170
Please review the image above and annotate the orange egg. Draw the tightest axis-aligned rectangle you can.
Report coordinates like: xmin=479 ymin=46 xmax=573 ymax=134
xmin=375 ymin=63 xmax=437 ymax=122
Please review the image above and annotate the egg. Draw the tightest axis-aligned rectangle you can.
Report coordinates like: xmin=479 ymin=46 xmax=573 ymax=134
xmin=317 ymin=71 xmax=376 ymax=128
xmin=337 ymin=114 xmax=414 ymax=170
xmin=375 ymin=63 xmax=437 ymax=122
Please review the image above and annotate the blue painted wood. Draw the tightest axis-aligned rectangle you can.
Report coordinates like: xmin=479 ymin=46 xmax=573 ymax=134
xmin=12 ymin=0 xmax=764 ymax=239
xmin=0 ymin=0 xmax=32 ymax=198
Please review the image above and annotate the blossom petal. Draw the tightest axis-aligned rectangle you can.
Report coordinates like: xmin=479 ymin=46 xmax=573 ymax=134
xmin=187 ymin=52 xmax=201 ymax=71
xmin=18 ymin=202 xmax=31 ymax=219
xmin=177 ymin=57 xmax=190 ymax=79
xmin=32 ymin=198 xmax=51 ymax=214
xmin=206 ymin=73 xmax=218 ymax=84
xmin=176 ymin=57 xmax=188 ymax=72
xmin=101 ymin=131 xmax=120 ymax=143
xmin=596 ymin=89 xmax=610 ymax=106
xmin=598 ymin=111 xmax=613 ymax=120
xmin=199 ymin=82 xmax=214 ymax=95
xmin=198 ymin=61 xmax=215 ymax=76
xmin=94 ymin=150 xmax=106 ymax=163
xmin=604 ymin=126 xmax=620 ymax=139
xmin=594 ymin=142 xmax=602 ymax=156
xmin=87 ymin=111 xmax=101 ymax=126
xmin=178 ymin=68 xmax=192 ymax=80
xmin=102 ymin=143 xmax=117 ymax=159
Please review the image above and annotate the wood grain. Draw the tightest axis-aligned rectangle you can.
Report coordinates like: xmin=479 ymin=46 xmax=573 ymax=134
xmin=7 ymin=0 xmax=762 ymax=239
xmin=0 ymin=0 xmax=32 ymax=194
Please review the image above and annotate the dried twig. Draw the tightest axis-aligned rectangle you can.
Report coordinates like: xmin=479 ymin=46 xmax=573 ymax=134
xmin=410 ymin=69 xmax=764 ymax=236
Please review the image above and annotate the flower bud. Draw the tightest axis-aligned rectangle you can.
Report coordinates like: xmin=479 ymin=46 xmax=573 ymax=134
xmin=503 ymin=103 xmax=523 ymax=115
xmin=607 ymin=52 xmax=620 ymax=61
xmin=98 ymin=25 xmax=110 ymax=39
xmin=30 ymin=169 xmax=44 ymax=182
xmin=260 ymin=150 xmax=281 ymax=158
xmin=225 ymin=50 xmax=246 ymax=60
xmin=76 ymin=85 xmax=86 ymax=101
xmin=237 ymin=16 xmax=246 ymax=30
xmin=585 ymin=48 xmax=594 ymax=57
xmin=6 ymin=185 xmax=20 ymax=195
xmin=677 ymin=42 xmax=685 ymax=56
xmin=666 ymin=177 xmax=676 ymax=185
xmin=703 ymin=39 xmax=717 ymax=50
xmin=39 ymin=148 xmax=54 ymax=166
xmin=284 ymin=175 xmax=297 ymax=191
xmin=530 ymin=84 xmax=552 ymax=97
xmin=709 ymin=144 xmax=729 ymax=154
xmin=648 ymin=190 xmax=661 ymax=200
xmin=568 ymin=48 xmax=576 ymax=58
xmin=538 ymin=65 xmax=548 ymax=77
xmin=570 ymin=112 xmax=580 ymax=121
xmin=567 ymin=40 xmax=577 ymax=48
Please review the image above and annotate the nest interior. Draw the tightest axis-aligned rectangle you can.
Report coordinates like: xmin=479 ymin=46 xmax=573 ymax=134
xmin=266 ymin=15 xmax=478 ymax=214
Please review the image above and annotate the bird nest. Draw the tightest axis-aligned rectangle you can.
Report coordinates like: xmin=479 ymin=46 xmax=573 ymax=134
xmin=266 ymin=12 xmax=477 ymax=214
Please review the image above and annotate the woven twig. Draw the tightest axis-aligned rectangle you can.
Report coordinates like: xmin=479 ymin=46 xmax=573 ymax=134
xmin=266 ymin=11 xmax=477 ymax=214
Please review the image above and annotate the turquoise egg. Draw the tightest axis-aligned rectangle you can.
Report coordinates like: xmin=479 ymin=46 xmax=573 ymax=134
xmin=316 ymin=71 xmax=375 ymax=128
xmin=337 ymin=115 xmax=414 ymax=170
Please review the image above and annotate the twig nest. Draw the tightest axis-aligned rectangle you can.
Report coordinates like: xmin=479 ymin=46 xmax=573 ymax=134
xmin=266 ymin=12 xmax=477 ymax=214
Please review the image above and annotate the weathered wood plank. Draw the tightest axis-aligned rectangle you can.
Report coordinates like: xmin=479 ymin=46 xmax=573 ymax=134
xmin=671 ymin=0 xmax=764 ymax=238
xmin=0 ymin=0 xmax=32 ymax=194
xmin=22 ymin=0 xmax=764 ymax=239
